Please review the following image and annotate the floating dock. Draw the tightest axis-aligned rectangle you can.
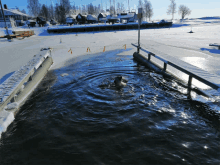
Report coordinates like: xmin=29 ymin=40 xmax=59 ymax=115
xmin=132 ymin=43 xmax=220 ymax=93
xmin=0 ymin=48 xmax=53 ymax=137
xmin=47 ymin=22 xmax=172 ymax=33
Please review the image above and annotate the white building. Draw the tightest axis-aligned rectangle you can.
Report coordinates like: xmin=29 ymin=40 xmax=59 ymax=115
xmin=0 ymin=8 xmax=32 ymax=21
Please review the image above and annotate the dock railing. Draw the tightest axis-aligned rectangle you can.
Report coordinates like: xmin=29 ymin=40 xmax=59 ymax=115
xmin=131 ymin=43 xmax=220 ymax=92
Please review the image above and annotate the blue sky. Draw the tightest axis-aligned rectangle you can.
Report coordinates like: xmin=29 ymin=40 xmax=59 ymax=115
xmin=2 ymin=0 xmax=220 ymax=20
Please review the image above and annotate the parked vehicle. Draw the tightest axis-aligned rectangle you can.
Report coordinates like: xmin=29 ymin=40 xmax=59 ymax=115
xmin=158 ymin=19 xmax=166 ymax=24
xmin=26 ymin=20 xmax=36 ymax=27
xmin=66 ymin=16 xmax=76 ymax=25
xmin=37 ymin=17 xmax=46 ymax=27
xmin=16 ymin=20 xmax=25 ymax=26
xmin=50 ymin=19 xmax=57 ymax=25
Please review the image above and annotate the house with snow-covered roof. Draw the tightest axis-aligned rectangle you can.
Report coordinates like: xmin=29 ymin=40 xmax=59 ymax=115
xmin=76 ymin=13 xmax=87 ymax=24
xmin=0 ymin=8 xmax=33 ymax=21
xmin=98 ymin=13 xmax=107 ymax=22
xmin=117 ymin=12 xmax=138 ymax=23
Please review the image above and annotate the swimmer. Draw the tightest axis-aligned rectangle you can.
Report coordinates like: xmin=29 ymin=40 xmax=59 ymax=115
xmin=114 ymin=76 xmax=127 ymax=87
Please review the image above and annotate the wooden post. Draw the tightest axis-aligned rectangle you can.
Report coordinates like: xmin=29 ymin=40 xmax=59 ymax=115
xmin=137 ymin=8 xmax=142 ymax=53
xmin=188 ymin=75 xmax=192 ymax=95
xmin=163 ymin=63 xmax=167 ymax=71
xmin=188 ymin=75 xmax=192 ymax=88
xmin=148 ymin=53 xmax=151 ymax=61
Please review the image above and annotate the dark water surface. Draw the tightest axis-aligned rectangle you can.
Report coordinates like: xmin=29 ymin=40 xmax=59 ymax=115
xmin=0 ymin=49 xmax=219 ymax=165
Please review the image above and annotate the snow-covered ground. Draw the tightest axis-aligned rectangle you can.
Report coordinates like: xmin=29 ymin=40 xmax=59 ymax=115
xmin=1 ymin=17 xmax=220 ymax=88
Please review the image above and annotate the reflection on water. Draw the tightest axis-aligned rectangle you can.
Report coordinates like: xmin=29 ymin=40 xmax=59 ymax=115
xmin=0 ymin=49 xmax=219 ymax=165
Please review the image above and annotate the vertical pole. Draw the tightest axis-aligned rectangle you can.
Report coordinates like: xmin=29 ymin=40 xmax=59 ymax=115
xmin=163 ymin=63 xmax=167 ymax=71
xmin=0 ymin=0 xmax=9 ymax=36
xmin=148 ymin=53 xmax=151 ymax=61
xmin=137 ymin=8 xmax=142 ymax=53
xmin=188 ymin=75 xmax=192 ymax=95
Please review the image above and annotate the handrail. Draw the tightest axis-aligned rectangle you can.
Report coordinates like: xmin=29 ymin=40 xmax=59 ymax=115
xmin=131 ymin=43 xmax=220 ymax=91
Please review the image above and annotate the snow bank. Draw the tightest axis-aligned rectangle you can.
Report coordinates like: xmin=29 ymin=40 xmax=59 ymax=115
xmin=0 ymin=110 xmax=14 ymax=138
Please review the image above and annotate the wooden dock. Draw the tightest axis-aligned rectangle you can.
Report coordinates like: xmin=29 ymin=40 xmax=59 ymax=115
xmin=132 ymin=43 xmax=220 ymax=92
xmin=0 ymin=30 xmax=34 ymax=39
xmin=47 ymin=22 xmax=172 ymax=33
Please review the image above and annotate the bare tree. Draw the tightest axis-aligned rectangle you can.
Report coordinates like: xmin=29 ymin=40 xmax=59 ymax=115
xmin=178 ymin=5 xmax=191 ymax=20
xmin=109 ymin=0 xmax=114 ymax=15
xmin=116 ymin=2 xmax=121 ymax=14
xmin=94 ymin=5 xmax=100 ymax=15
xmin=138 ymin=0 xmax=143 ymax=8
xmin=110 ymin=6 xmax=115 ymax=15
xmin=167 ymin=0 xmax=176 ymax=20
xmin=27 ymin=0 xmax=41 ymax=16
xmin=120 ymin=2 xmax=125 ymax=13
xmin=113 ymin=0 xmax=115 ymax=14
xmin=79 ymin=5 xmax=82 ymax=13
xmin=88 ymin=3 xmax=95 ymax=14
xmin=72 ymin=4 xmax=76 ymax=14
xmin=81 ymin=5 xmax=87 ymax=15
xmin=144 ymin=0 xmax=153 ymax=21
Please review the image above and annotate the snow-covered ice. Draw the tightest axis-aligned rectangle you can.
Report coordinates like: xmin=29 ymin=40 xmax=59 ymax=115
xmin=1 ymin=17 xmax=220 ymax=86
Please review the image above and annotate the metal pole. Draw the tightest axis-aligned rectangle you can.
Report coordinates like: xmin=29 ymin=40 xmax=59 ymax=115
xmin=0 ymin=0 xmax=9 ymax=36
xmin=137 ymin=8 xmax=142 ymax=53
xmin=138 ymin=19 xmax=140 ymax=53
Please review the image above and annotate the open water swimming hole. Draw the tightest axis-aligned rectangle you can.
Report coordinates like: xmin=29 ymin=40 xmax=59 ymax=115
xmin=0 ymin=49 xmax=219 ymax=165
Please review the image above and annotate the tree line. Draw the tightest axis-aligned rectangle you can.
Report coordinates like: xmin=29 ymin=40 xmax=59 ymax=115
xmin=167 ymin=0 xmax=191 ymax=20
xmin=27 ymin=0 xmax=192 ymax=24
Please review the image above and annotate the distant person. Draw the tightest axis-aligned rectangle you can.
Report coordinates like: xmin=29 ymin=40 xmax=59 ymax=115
xmin=114 ymin=76 xmax=127 ymax=88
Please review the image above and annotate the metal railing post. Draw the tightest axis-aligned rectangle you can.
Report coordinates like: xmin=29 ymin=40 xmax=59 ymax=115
xmin=187 ymin=75 xmax=193 ymax=95
xmin=163 ymin=63 xmax=167 ymax=71
xmin=137 ymin=8 xmax=142 ymax=53
xmin=148 ymin=53 xmax=151 ymax=61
